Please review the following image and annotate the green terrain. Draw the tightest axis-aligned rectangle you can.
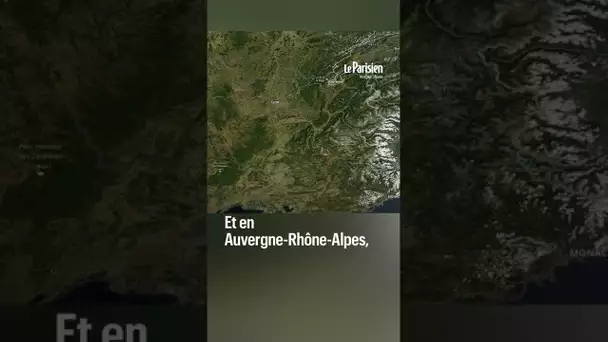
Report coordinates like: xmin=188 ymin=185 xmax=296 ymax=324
xmin=207 ymin=31 xmax=400 ymax=212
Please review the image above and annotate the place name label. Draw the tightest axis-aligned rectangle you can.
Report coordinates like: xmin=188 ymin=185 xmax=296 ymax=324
xmin=223 ymin=215 xmax=369 ymax=250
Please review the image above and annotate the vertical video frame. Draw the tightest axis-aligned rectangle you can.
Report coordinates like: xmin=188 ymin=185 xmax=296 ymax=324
xmin=206 ymin=30 xmax=401 ymax=342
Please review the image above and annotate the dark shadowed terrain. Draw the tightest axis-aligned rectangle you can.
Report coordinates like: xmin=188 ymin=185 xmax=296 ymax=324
xmin=402 ymin=0 xmax=608 ymax=303
xmin=0 ymin=0 xmax=206 ymax=304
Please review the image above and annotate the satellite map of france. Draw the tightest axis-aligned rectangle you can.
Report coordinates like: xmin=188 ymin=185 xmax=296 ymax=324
xmin=207 ymin=31 xmax=400 ymax=213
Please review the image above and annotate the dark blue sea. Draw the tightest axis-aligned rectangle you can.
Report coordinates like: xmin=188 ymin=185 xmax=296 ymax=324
xmin=516 ymin=257 xmax=608 ymax=304
xmin=31 ymin=280 xmax=178 ymax=304
xmin=371 ymin=198 xmax=400 ymax=213
xmin=221 ymin=205 xmax=265 ymax=213
xmin=220 ymin=199 xmax=400 ymax=213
